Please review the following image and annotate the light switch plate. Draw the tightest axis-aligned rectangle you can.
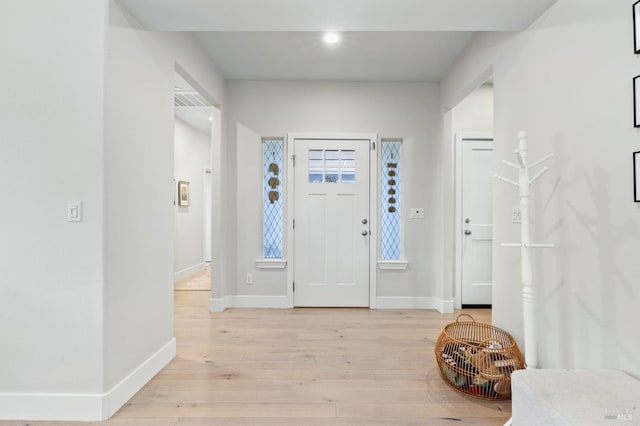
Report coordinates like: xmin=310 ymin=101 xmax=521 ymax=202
xmin=511 ymin=206 xmax=522 ymax=223
xmin=67 ymin=200 xmax=82 ymax=222
xmin=410 ymin=207 xmax=425 ymax=219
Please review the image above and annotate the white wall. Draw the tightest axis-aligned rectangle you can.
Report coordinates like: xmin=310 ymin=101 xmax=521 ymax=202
xmin=227 ymin=81 xmax=443 ymax=304
xmin=104 ymin=0 xmax=227 ymax=411
xmin=0 ymin=0 xmax=105 ymax=414
xmin=441 ymin=0 xmax=640 ymax=377
xmin=452 ymin=84 xmax=494 ymax=133
xmin=174 ymin=117 xmax=211 ymax=279
xmin=0 ymin=0 xmax=227 ymax=420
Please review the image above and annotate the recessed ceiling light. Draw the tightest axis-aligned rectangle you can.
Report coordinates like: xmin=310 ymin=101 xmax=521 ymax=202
xmin=208 ymin=116 xmax=213 ymax=121
xmin=323 ymin=33 xmax=341 ymax=44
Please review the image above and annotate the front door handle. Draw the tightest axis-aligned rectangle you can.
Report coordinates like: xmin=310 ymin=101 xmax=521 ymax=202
xmin=362 ymin=230 xmax=369 ymax=236
xmin=464 ymin=229 xmax=472 ymax=235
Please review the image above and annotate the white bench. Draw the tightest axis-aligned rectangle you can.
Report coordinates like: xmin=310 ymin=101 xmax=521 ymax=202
xmin=510 ymin=369 xmax=640 ymax=425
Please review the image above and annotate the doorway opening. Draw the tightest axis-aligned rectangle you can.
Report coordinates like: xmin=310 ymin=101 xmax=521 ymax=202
xmin=452 ymin=82 xmax=495 ymax=309
xmin=173 ymin=71 xmax=215 ymax=291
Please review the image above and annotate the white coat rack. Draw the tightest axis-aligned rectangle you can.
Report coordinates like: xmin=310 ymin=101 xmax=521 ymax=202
xmin=494 ymin=131 xmax=555 ymax=370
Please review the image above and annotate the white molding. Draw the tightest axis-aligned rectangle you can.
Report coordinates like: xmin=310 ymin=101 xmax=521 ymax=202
xmin=454 ymin=134 xmax=463 ymax=310
xmin=375 ymin=296 xmax=440 ymax=310
xmin=369 ymin=134 xmax=379 ymax=309
xmin=255 ymin=258 xmax=287 ymax=269
xmin=173 ymin=262 xmax=206 ymax=282
xmin=0 ymin=393 xmax=102 ymax=421
xmin=210 ymin=295 xmax=292 ymax=310
xmin=102 ymin=338 xmax=176 ymax=418
xmin=439 ymin=298 xmax=455 ymax=314
xmin=375 ymin=296 xmax=453 ymax=313
xmin=211 ymin=294 xmax=452 ymax=313
xmin=209 ymin=296 xmax=226 ymax=312
xmin=203 ymin=166 xmax=213 ymax=263
xmin=377 ymin=260 xmax=409 ymax=270
xmin=227 ymin=295 xmax=291 ymax=309
xmin=286 ymin=134 xmax=295 ymax=308
xmin=0 ymin=338 xmax=176 ymax=421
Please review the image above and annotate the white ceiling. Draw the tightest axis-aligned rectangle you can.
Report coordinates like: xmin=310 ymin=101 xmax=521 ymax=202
xmin=118 ymin=0 xmax=557 ymax=32
xmin=193 ymin=31 xmax=476 ymax=82
xmin=120 ymin=0 xmax=555 ymax=131
xmin=118 ymin=0 xmax=556 ymax=82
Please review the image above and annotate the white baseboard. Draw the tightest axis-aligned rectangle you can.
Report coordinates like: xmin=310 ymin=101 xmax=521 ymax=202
xmin=375 ymin=296 xmax=448 ymax=310
xmin=102 ymin=337 xmax=176 ymax=418
xmin=0 ymin=393 xmax=102 ymax=422
xmin=209 ymin=295 xmax=291 ymax=311
xmin=230 ymin=295 xmax=291 ymax=308
xmin=174 ymin=262 xmax=206 ymax=282
xmin=0 ymin=338 xmax=176 ymax=421
xmin=209 ymin=296 xmax=226 ymax=312
xmin=211 ymin=295 xmax=449 ymax=312
xmin=439 ymin=299 xmax=455 ymax=314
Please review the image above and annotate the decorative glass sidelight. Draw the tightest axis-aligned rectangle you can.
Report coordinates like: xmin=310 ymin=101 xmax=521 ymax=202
xmin=381 ymin=140 xmax=402 ymax=260
xmin=263 ymin=138 xmax=284 ymax=258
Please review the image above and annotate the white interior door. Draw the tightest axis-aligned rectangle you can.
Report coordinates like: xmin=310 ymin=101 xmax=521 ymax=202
xmin=461 ymin=138 xmax=494 ymax=306
xmin=294 ymin=138 xmax=370 ymax=307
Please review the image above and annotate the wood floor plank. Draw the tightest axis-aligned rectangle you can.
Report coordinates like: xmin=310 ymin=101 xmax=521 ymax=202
xmin=175 ymin=418 xmax=506 ymax=426
xmin=116 ymin=402 xmax=336 ymax=418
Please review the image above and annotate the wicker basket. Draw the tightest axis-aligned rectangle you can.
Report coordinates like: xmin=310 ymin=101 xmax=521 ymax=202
xmin=434 ymin=314 xmax=525 ymax=400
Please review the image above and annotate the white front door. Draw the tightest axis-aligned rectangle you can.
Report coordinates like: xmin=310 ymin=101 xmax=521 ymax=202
xmin=461 ymin=138 xmax=494 ymax=306
xmin=293 ymin=138 xmax=371 ymax=307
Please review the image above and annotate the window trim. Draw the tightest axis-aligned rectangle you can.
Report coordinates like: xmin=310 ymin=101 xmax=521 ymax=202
xmin=377 ymin=260 xmax=409 ymax=270
xmin=256 ymin=258 xmax=287 ymax=269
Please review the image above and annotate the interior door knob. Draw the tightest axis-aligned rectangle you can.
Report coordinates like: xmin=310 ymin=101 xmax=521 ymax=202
xmin=464 ymin=229 xmax=472 ymax=235
xmin=362 ymin=230 xmax=369 ymax=236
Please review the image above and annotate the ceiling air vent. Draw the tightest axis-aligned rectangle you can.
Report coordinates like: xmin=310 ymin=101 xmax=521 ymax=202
xmin=174 ymin=91 xmax=211 ymax=108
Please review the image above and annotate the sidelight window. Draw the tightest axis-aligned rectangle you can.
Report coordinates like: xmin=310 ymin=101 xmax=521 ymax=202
xmin=263 ymin=138 xmax=284 ymax=258
xmin=381 ymin=140 xmax=402 ymax=260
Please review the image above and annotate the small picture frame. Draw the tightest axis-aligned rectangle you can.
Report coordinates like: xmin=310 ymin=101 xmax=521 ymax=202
xmin=634 ymin=75 xmax=640 ymax=127
xmin=634 ymin=1 xmax=640 ymax=53
xmin=178 ymin=181 xmax=191 ymax=206
xmin=634 ymin=151 xmax=640 ymax=202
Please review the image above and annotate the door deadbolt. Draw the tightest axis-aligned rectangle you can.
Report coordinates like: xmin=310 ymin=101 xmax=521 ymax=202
xmin=362 ymin=218 xmax=368 ymax=225
xmin=464 ymin=218 xmax=471 ymax=224
xmin=464 ymin=229 xmax=472 ymax=235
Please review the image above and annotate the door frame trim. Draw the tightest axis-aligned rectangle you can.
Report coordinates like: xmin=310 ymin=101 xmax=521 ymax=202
xmin=454 ymin=133 xmax=493 ymax=309
xmin=286 ymin=132 xmax=378 ymax=308
xmin=203 ymin=166 xmax=212 ymax=263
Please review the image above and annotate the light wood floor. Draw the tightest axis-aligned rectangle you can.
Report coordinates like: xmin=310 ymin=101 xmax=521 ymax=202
xmin=174 ymin=266 xmax=211 ymax=291
xmin=1 ymin=285 xmax=511 ymax=426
